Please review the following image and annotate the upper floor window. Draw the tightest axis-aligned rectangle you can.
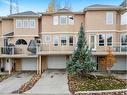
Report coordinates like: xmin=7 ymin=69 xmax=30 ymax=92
xmin=16 ymin=19 xmax=36 ymax=28
xmin=121 ymin=34 xmax=127 ymax=45
xmin=121 ymin=12 xmax=127 ymax=25
xmin=53 ymin=35 xmax=59 ymax=46
xmin=106 ymin=12 xmax=113 ymax=25
xmin=29 ymin=19 xmax=36 ymax=28
xmin=15 ymin=39 xmax=27 ymax=45
xmin=60 ymin=16 xmax=67 ymax=25
xmin=61 ymin=35 xmax=67 ymax=46
xmin=69 ymin=36 xmax=73 ymax=46
xmin=68 ymin=16 xmax=74 ymax=25
xmin=44 ymin=35 xmax=51 ymax=44
xmin=99 ymin=34 xmax=105 ymax=46
xmin=23 ymin=19 xmax=29 ymax=28
xmin=107 ymin=34 xmax=113 ymax=46
xmin=53 ymin=15 xmax=74 ymax=25
xmin=16 ymin=20 xmax=22 ymax=28
xmin=53 ymin=16 xmax=59 ymax=25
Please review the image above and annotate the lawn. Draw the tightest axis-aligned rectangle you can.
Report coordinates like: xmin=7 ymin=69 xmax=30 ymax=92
xmin=0 ymin=74 xmax=10 ymax=82
xmin=68 ymin=74 xmax=127 ymax=93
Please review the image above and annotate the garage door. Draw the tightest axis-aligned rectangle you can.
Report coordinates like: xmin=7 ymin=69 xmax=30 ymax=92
xmin=22 ymin=58 xmax=37 ymax=71
xmin=111 ymin=56 xmax=127 ymax=70
xmin=48 ymin=56 xmax=66 ymax=69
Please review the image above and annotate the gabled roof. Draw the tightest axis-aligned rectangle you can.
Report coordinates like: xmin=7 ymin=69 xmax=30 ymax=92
xmin=9 ymin=11 xmax=39 ymax=17
xmin=120 ymin=0 xmax=127 ymax=7
xmin=57 ymin=8 xmax=72 ymax=13
xmin=84 ymin=4 xmax=121 ymax=11
xmin=42 ymin=8 xmax=84 ymax=15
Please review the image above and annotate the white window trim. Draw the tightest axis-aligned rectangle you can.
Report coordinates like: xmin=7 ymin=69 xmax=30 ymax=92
xmin=106 ymin=34 xmax=113 ymax=46
xmin=120 ymin=33 xmax=127 ymax=46
xmin=44 ymin=35 xmax=51 ymax=44
xmin=29 ymin=19 xmax=36 ymax=28
xmin=53 ymin=35 xmax=59 ymax=47
xmin=68 ymin=16 xmax=74 ymax=25
xmin=23 ymin=19 xmax=29 ymax=28
xmin=98 ymin=34 xmax=106 ymax=46
xmin=68 ymin=35 xmax=74 ymax=46
xmin=60 ymin=35 xmax=67 ymax=46
xmin=89 ymin=35 xmax=96 ymax=50
xmin=106 ymin=12 xmax=113 ymax=25
xmin=60 ymin=16 xmax=68 ymax=25
xmin=53 ymin=16 xmax=59 ymax=25
xmin=16 ymin=19 xmax=36 ymax=28
xmin=16 ymin=19 xmax=22 ymax=28
xmin=121 ymin=12 xmax=127 ymax=25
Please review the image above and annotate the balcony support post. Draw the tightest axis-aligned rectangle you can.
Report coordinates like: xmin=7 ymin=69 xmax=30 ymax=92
xmin=39 ymin=56 xmax=42 ymax=74
xmin=8 ymin=59 xmax=12 ymax=75
xmin=37 ymin=56 xmax=39 ymax=74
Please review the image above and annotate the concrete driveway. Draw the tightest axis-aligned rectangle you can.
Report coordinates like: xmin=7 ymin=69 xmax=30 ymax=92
xmin=25 ymin=70 xmax=71 ymax=95
xmin=0 ymin=72 xmax=34 ymax=94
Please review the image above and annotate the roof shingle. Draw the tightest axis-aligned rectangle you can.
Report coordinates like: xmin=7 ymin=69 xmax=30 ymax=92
xmin=10 ymin=11 xmax=38 ymax=17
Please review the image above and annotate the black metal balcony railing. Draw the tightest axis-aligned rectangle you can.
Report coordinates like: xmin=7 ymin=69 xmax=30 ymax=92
xmin=0 ymin=44 xmax=126 ymax=56
xmin=0 ymin=46 xmax=37 ymax=55
xmin=38 ymin=43 xmax=127 ymax=53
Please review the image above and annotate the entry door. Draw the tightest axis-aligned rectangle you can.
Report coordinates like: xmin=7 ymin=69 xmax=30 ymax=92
xmin=90 ymin=35 xmax=96 ymax=51
xmin=97 ymin=56 xmax=107 ymax=71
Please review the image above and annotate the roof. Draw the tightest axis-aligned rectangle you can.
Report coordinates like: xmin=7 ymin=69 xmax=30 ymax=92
xmin=42 ymin=8 xmax=84 ymax=15
xmin=84 ymin=4 xmax=121 ymax=11
xmin=9 ymin=11 xmax=39 ymax=17
xmin=57 ymin=8 xmax=72 ymax=13
xmin=120 ymin=0 xmax=127 ymax=7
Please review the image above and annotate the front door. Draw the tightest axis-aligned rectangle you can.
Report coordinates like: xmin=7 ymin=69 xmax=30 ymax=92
xmin=97 ymin=56 xmax=107 ymax=72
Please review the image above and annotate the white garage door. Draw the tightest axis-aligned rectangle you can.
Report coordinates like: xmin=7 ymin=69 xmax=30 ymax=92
xmin=22 ymin=58 xmax=37 ymax=71
xmin=48 ymin=56 xmax=66 ymax=69
xmin=112 ymin=56 xmax=127 ymax=70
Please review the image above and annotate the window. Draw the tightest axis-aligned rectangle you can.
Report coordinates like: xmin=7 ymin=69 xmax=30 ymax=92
xmin=99 ymin=34 xmax=105 ymax=46
xmin=16 ymin=19 xmax=22 ymax=28
xmin=16 ymin=19 xmax=35 ymax=28
xmin=68 ymin=16 xmax=74 ymax=25
xmin=44 ymin=35 xmax=51 ymax=44
xmin=15 ymin=39 xmax=27 ymax=45
xmin=23 ymin=19 xmax=29 ymax=28
xmin=121 ymin=12 xmax=127 ymax=25
xmin=69 ymin=36 xmax=73 ymax=46
xmin=121 ymin=34 xmax=127 ymax=46
xmin=53 ymin=16 xmax=59 ymax=25
xmin=61 ymin=35 xmax=67 ymax=46
xmin=60 ymin=16 xmax=67 ymax=25
xmin=53 ymin=35 xmax=59 ymax=46
xmin=29 ymin=19 xmax=35 ymax=28
xmin=106 ymin=12 xmax=113 ymax=24
xmin=107 ymin=34 xmax=113 ymax=46
xmin=90 ymin=35 xmax=96 ymax=49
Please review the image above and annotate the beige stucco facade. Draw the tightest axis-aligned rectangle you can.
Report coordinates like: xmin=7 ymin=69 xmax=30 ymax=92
xmin=0 ymin=3 xmax=126 ymax=74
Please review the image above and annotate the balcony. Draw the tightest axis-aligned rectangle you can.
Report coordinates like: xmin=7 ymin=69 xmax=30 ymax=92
xmin=0 ymin=46 xmax=38 ymax=58
xmin=37 ymin=44 xmax=76 ymax=55
xmin=37 ymin=44 xmax=127 ymax=55
xmin=0 ymin=44 xmax=126 ymax=56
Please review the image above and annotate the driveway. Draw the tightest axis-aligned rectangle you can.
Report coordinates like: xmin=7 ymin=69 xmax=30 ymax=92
xmin=25 ymin=70 xmax=71 ymax=95
xmin=0 ymin=72 xmax=34 ymax=94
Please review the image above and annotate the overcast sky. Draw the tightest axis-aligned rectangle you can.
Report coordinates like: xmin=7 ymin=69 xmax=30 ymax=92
xmin=0 ymin=0 xmax=123 ymax=16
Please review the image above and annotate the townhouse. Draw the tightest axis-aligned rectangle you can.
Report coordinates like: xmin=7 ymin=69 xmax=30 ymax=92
xmin=0 ymin=0 xmax=126 ymax=74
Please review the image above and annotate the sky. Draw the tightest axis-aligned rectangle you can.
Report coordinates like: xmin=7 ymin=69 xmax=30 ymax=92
xmin=0 ymin=0 xmax=124 ymax=16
